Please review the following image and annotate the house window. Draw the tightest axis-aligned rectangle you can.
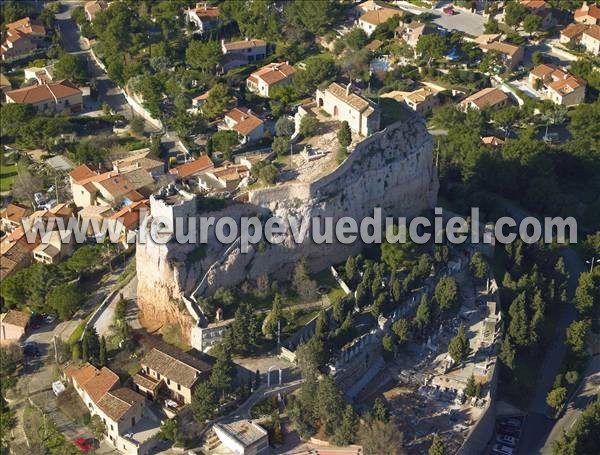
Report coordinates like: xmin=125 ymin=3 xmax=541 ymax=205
xmin=177 ymin=384 xmax=181 ymax=391
xmin=110 ymin=424 xmax=113 ymax=431
xmin=167 ymin=379 xmax=170 ymax=385
xmin=131 ymin=417 xmax=136 ymax=426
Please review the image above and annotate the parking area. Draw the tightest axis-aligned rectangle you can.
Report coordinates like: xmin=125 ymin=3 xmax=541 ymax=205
xmin=432 ymin=7 xmax=485 ymax=37
xmin=488 ymin=415 xmax=525 ymax=455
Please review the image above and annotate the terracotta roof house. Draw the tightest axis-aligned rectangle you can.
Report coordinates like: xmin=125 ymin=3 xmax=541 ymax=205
xmin=185 ymin=3 xmax=221 ymax=34
xmin=70 ymin=166 xmax=154 ymax=208
xmin=575 ymin=1 xmax=600 ymax=24
xmin=84 ymin=0 xmax=108 ymax=22
xmin=220 ymin=38 xmax=268 ymax=71
xmin=459 ymin=87 xmax=510 ymax=111
xmin=168 ymin=154 xmax=215 ymax=179
xmin=65 ymin=363 xmax=120 ymax=411
xmin=316 ymin=82 xmax=381 ymax=136
xmin=482 ymin=136 xmax=506 ymax=147
xmin=192 ymin=90 xmax=210 ymax=108
xmin=221 ymin=107 xmax=265 ymax=144
xmin=4 ymin=80 xmax=83 ymax=113
xmin=401 ymin=86 xmax=439 ymax=115
xmin=0 ymin=241 xmax=33 ymax=281
xmin=520 ymin=0 xmax=553 ymax=29
xmin=33 ymin=229 xmax=75 ymax=265
xmin=69 ymin=164 xmax=103 ymax=184
xmin=366 ymin=39 xmax=384 ymax=51
xmin=355 ymin=0 xmax=399 ymax=15
xmin=0 ymin=309 xmax=30 ymax=344
xmin=111 ymin=149 xmax=165 ymax=175
xmin=109 ymin=200 xmax=149 ymax=247
xmin=395 ymin=21 xmax=437 ymax=47
xmin=528 ymin=64 xmax=586 ymax=106
xmin=560 ymin=22 xmax=589 ymax=44
xmin=199 ymin=163 xmax=251 ymax=192
xmin=0 ymin=203 xmax=32 ymax=232
xmin=581 ymin=24 xmax=600 ymax=54
xmin=358 ymin=7 xmax=404 ymax=35
xmin=64 ymin=363 xmax=160 ymax=453
xmin=136 ymin=346 xmax=212 ymax=405
xmin=479 ymin=41 xmax=524 ymax=69
xmin=1 ymin=17 xmax=46 ymax=61
xmin=246 ymin=62 xmax=296 ymax=97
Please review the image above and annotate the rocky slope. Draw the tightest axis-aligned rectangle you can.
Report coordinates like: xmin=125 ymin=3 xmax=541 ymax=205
xmin=136 ymin=113 xmax=439 ymax=337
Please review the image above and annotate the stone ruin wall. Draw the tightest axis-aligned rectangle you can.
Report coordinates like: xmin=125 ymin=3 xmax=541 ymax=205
xmin=136 ymin=114 xmax=439 ymax=338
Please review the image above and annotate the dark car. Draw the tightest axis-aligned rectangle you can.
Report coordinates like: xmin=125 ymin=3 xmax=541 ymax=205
xmin=23 ymin=342 xmax=40 ymax=357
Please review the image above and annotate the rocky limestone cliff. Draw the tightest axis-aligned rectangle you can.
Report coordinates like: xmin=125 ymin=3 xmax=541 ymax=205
xmin=136 ymin=114 xmax=438 ymax=338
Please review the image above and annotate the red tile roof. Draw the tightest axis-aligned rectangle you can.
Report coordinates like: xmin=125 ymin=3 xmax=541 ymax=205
xmin=5 ymin=80 xmax=81 ymax=104
xmin=248 ymin=62 xmax=296 ymax=87
xmin=169 ymin=154 xmax=214 ymax=178
xmin=575 ymin=2 xmax=600 ymax=21
xmin=0 ymin=203 xmax=32 ymax=224
xmin=584 ymin=24 xmax=600 ymax=40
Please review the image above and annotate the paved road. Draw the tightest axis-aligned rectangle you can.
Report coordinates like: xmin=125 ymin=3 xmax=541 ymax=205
xmin=55 ymin=1 xmax=159 ymax=130
xmin=94 ymin=275 xmax=138 ymax=337
xmin=541 ymin=354 xmax=600 ymax=453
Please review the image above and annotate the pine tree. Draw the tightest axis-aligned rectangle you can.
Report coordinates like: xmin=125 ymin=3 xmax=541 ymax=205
xmin=508 ymin=292 xmax=530 ymax=346
xmin=392 ymin=318 xmax=410 ymax=345
xmin=464 ymin=374 xmax=480 ymax=398
xmin=333 ymin=404 xmax=358 ymax=445
xmin=344 ymin=256 xmax=357 ymax=284
xmin=191 ymin=381 xmax=216 ymax=422
xmin=337 ymin=121 xmax=352 ymax=147
xmin=499 ymin=337 xmax=516 ymax=370
xmin=390 ymin=271 xmax=402 ymax=302
xmin=414 ymin=294 xmax=432 ymax=331
xmin=448 ymin=325 xmax=470 ymax=363
xmin=429 ymin=434 xmax=446 ymax=455
xmin=99 ymin=336 xmax=107 ymax=366
xmin=371 ymin=398 xmax=389 ymax=422
xmin=263 ymin=293 xmax=284 ymax=338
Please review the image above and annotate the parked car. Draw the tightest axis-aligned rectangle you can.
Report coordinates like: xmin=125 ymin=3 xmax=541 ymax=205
xmin=543 ymin=132 xmax=560 ymax=143
xmin=73 ymin=437 xmax=92 ymax=453
xmin=34 ymin=192 xmax=46 ymax=205
xmin=443 ymin=6 xmax=455 ymax=15
xmin=498 ymin=425 xmax=520 ymax=437
xmin=22 ymin=342 xmax=40 ymax=357
xmin=502 ymin=418 xmax=523 ymax=428
xmin=497 ymin=434 xmax=517 ymax=447
xmin=44 ymin=315 xmax=56 ymax=324
xmin=492 ymin=444 xmax=514 ymax=455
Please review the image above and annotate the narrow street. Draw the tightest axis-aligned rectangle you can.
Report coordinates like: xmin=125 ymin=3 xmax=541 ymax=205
xmin=518 ymin=248 xmax=586 ymax=454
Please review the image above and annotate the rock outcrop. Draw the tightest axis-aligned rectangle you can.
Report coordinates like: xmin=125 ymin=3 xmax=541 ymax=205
xmin=136 ymin=113 xmax=439 ymax=338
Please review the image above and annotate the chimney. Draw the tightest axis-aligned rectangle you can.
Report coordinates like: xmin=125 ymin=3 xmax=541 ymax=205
xmin=346 ymin=82 xmax=352 ymax=96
